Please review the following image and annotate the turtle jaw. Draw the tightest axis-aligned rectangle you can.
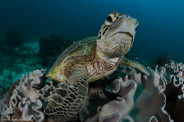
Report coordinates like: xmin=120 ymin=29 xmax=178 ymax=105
xmin=121 ymin=32 xmax=134 ymax=45
xmin=107 ymin=31 xmax=134 ymax=52
xmin=108 ymin=31 xmax=134 ymax=45
xmin=97 ymin=31 xmax=134 ymax=58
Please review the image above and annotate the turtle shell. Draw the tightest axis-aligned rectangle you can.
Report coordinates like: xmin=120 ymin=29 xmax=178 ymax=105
xmin=46 ymin=36 xmax=97 ymax=82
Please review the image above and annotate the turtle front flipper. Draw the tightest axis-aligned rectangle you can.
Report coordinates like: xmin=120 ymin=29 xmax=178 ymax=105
xmin=120 ymin=56 xmax=150 ymax=76
xmin=44 ymin=67 xmax=88 ymax=122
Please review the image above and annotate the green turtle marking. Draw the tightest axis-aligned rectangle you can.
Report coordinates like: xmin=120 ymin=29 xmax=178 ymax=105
xmin=44 ymin=11 xmax=149 ymax=121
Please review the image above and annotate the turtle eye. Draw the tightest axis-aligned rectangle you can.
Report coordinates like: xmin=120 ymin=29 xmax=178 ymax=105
xmin=106 ymin=16 xmax=112 ymax=22
xmin=105 ymin=14 xmax=117 ymax=26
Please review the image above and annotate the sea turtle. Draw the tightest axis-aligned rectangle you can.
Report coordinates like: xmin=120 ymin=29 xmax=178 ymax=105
xmin=44 ymin=11 xmax=149 ymax=121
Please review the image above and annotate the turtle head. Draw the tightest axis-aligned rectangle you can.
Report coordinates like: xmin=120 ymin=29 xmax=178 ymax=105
xmin=97 ymin=11 xmax=138 ymax=58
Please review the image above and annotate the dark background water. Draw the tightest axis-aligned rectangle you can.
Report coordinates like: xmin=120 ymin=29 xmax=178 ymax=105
xmin=0 ymin=0 xmax=184 ymax=63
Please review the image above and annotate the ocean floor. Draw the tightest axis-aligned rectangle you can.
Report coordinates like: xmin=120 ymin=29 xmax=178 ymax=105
xmin=0 ymin=43 xmax=43 ymax=97
xmin=0 ymin=35 xmax=72 ymax=98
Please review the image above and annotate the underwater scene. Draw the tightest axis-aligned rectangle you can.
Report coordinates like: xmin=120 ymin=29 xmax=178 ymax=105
xmin=0 ymin=0 xmax=184 ymax=122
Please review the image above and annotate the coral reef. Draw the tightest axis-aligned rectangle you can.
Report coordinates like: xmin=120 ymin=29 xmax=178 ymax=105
xmin=0 ymin=45 xmax=43 ymax=96
xmin=155 ymin=55 xmax=169 ymax=67
xmin=0 ymin=69 xmax=54 ymax=122
xmin=164 ymin=60 xmax=184 ymax=121
xmin=80 ymin=61 xmax=184 ymax=122
xmin=1 ymin=60 xmax=184 ymax=122
xmin=0 ymin=35 xmax=71 ymax=98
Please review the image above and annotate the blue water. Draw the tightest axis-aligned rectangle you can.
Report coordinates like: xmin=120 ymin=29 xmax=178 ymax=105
xmin=0 ymin=0 xmax=184 ymax=63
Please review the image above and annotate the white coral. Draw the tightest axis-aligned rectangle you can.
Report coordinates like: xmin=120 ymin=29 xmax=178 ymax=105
xmin=1 ymin=69 xmax=53 ymax=122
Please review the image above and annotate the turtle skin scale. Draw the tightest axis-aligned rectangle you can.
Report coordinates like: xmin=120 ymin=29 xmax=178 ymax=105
xmin=44 ymin=76 xmax=88 ymax=121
